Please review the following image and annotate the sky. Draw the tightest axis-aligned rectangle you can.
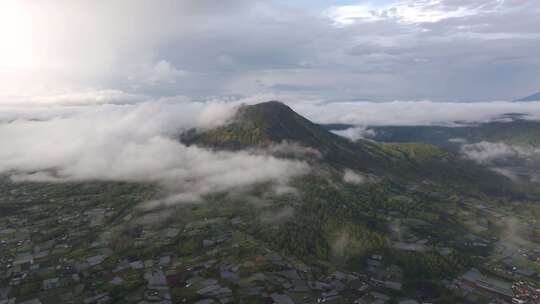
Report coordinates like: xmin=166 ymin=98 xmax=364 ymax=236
xmin=1 ymin=0 xmax=540 ymax=104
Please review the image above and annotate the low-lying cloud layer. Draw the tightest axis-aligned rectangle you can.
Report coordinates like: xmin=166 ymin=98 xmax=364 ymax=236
xmin=461 ymin=141 xmax=540 ymax=183
xmin=9 ymin=93 xmax=540 ymax=127
xmin=0 ymin=100 xmax=309 ymax=206
xmin=331 ymin=127 xmax=376 ymax=141
xmin=288 ymin=99 xmax=540 ymax=126
xmin=461 ymin=141 xmax=540 ymax=165
xmin=3 ymin=95 xmax=540 ymax=201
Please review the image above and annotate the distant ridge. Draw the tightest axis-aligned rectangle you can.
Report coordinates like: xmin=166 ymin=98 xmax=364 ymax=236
xmin=515 ymin=91 xmax=540 ymax=102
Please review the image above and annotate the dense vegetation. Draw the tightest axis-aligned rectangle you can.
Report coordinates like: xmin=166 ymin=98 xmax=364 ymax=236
xmin=247 ymin=175 xmax=473 ymax=282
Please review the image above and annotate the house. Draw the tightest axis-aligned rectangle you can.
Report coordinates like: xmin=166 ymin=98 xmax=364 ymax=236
xmin=384 ymin=280 xmax=403 ymax=291
xmin=110 ymin=276 xmax=124 ymax=285
xmin=271 ymin=293 xmax=295 ymax=304
xmin=112 ymin=260 xmax=129 ymax=272
xmin=460 ymin=268 xmax=514 ymax=300
xmin=13 ymin=252 xmax=33 ymax=266
xmin=86 ymin=255 xmax=104 ymax=267
xmin=42 ymin=277 xmax=60 ymax=290
xmin=355 ymin=291 xmax=391 ymax=304
xmin=83 ymin=293 xmax=110 ymax=304
xmin=159 ymin=255 xmax=171 ymax=267
xmin=144 ymin=259 xmax=154 ymax=268
xmin=194 ymin=300 xmax=215 ymax=304
xmin=146 ymin=270 xmax=168 ymax=290
xmin=0 ymin=287 xmax=10 ymax=302
xmin=129 ymin=260 xmax=144 ymax=270
xmin=398 ymin=299 xmax=418 ymax=304
xmin=371 ymin=254 xmax=383 ymax=261
xmin=320 ymin=290 xmax=341 ymax=302
xmin=18 ymin=299 xmax=42 ymax=304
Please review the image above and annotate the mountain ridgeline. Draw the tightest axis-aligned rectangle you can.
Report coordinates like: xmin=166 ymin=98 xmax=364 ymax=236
xmin=516 ymin=91 xmax=540 ymax=102
xmin=181 ymin=101 xmax=518 ymax=197
xmin=182 ymin=101 xmax=376 ymax=170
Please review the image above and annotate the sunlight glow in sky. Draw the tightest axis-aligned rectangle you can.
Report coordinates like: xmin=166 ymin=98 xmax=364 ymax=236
xmin=0 ymin=0 xmax=539 ymax=104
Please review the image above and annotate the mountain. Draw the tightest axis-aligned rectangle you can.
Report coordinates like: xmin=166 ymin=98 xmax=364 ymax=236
xmin=182 ymin=101 xmax=352 ymax=150
xmin=182 ymin=101 xmax=518 ymax=196
xmin=182 ymin=101 xmax=380 ymax=171
xmin=516 ymin=91 xmax=540 ymax=102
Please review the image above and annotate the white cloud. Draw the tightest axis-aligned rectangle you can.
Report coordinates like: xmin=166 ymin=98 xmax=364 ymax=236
xmin=327 ymin=0 xmax=478 ymax=26
xmin=460 ymin=141 xmax=540 ymax=182
xmin=4 ymin=92 xmax=540 ymax=127
xmin=0 ymin=89 xmax=146 ymax=107
xmin=327 ymin=5 xmax=383 ymax=25
xmin=1 ymin=0 xmax=539 ymax=102
xmin=0 ymin=100 xmax=309 ymax=206
xmin=196 ymin=100 xmax=239 ymax=129
xmin=461 ymin=141 xmax=540 ymax=164
xmin=461 ymin=141 xmax=517 ymax=164
xmin=288 ymin=100 xmax=540 ymax=126
xmin=332 ymin=127 xmax=376 ymax=141
xmin=128 ymin=60 xmax=186 ymax=86
xmin=342 ymin=169 xmax=366 ymax=185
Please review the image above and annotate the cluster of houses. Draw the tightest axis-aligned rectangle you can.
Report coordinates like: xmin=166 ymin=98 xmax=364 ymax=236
xmin=1 ymin=203 xmax=429 ymax=304
xmin=1 ymin=181 xmax=538 ymax=304
xmin=450 ymin=268 xmax=540 ymax=304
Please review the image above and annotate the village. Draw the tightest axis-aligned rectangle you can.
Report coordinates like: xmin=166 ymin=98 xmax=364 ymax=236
xmin=0 ymin=179 xmax=538 ymax=304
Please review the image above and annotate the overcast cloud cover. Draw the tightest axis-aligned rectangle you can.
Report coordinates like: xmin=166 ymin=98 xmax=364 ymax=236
xmin=1 ymin=0 xmax=540 ymax=102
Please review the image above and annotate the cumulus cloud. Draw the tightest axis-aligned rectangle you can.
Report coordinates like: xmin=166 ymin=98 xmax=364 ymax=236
xmin=1 ymin=0 xmax=539 ymax=102
xmin=327 ymin=0 xmax=478 ymax=26
xmin=0 ymin=100 xmax=309 ymax=206
xmin=342 ymin=169 xmax=366 ymax=185
xmin=461 ymin=141 xmax=540 ymax=165
xmin=460 ymin=141 xmax=540 ymax=183
xmin=332 ymin=127 xmax=376 ymax=141
xmin=128 ymin=60 xmax=186 ymax=87
xmin=196 ymin=100 xmax=239 ymax=129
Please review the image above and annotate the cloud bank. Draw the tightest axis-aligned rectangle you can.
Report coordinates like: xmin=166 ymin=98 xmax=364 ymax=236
xmin=461 ymin=142 xmax=540 ymax=165
xmin=8 ymin=92 xmax=540 ymax=127
xmin=2 ymin=94 xmax=540 ymax=203
xmin=289 ymin=100 xmax=540 ymax=126
xmin=332 ymin=127 xmax=376 ymax=141
xmin=460 ymin=141 xmax=540 ymax=183
xmin=0 ymin=100 xmax=309 ymax=205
